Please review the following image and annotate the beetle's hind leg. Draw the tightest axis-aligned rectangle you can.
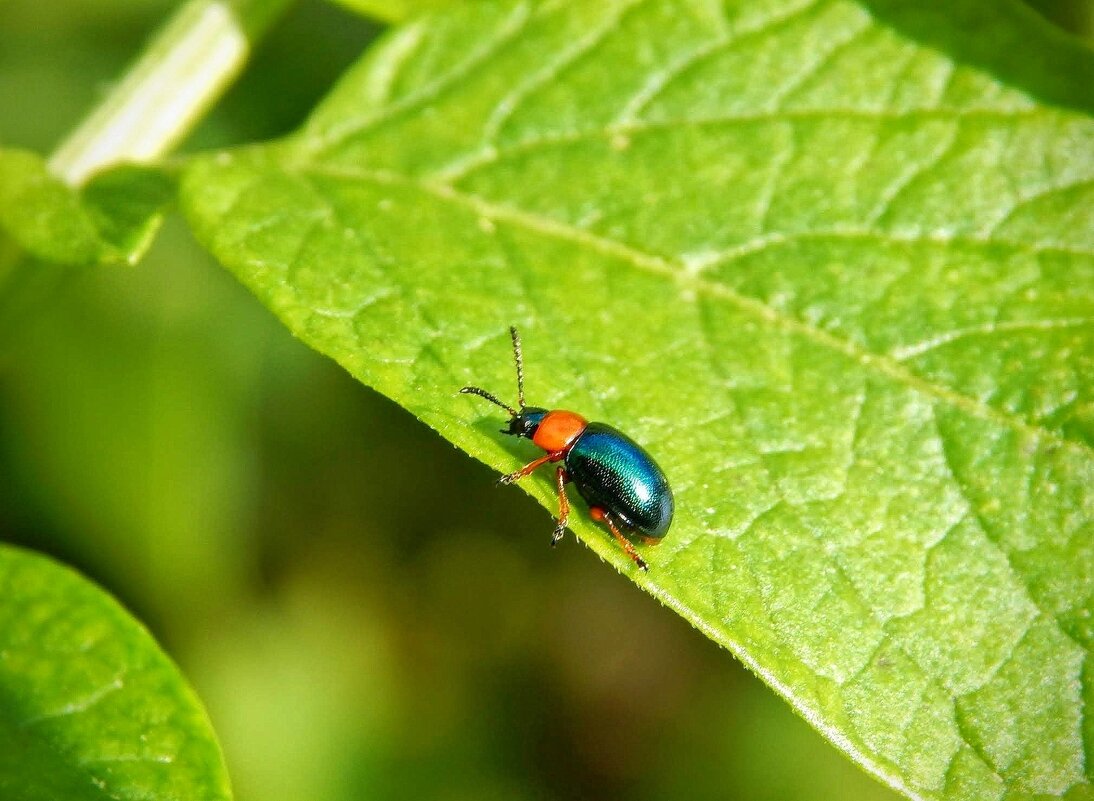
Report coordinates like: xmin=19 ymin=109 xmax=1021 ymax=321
xmin=552 ymin=467 xmax=570 ymax=547
xmin=589 ymin=507 xmax=649 ymax=572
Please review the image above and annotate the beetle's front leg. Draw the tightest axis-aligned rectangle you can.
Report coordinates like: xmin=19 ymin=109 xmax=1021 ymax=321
xmin=551 ymin=467 xmax=570 ymax=546
xmin=497 ymin=452 xmax=562 ymax=485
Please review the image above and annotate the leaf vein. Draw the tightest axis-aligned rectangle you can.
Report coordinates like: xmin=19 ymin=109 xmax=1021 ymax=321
xmin=890 ymin=317 xmax=1094 ymax=361
xmin=300 ymin=162 xmax=1094 ymax=457
xmin=931 ymin=404 xmax=1086 ymax=658
xmin=305 ymin=1 xmax=534 ymax=158
xmin=482 ymin=0 xmax=651 ymax=142
xmin=986 ymin=177 xmax=1094 ymax=237
xmin=21 ymin=674 xmax=126 ymax=726
xmin=437 ymin=107 xmax=1050 ymax=183
xmin=615 ymin=0 xmax=822 ymax=121
xmin=767 ymin=14 xmax=872 ymax=110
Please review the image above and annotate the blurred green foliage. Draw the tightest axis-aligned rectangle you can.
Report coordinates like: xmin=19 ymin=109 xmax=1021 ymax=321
xmin=0 ymin=545 xmax=232 ymax=800
xmin=1025 ymin=0 xmax=1093 ymax=39
xmin=1 ymin=1 xmax=1088 ymax=799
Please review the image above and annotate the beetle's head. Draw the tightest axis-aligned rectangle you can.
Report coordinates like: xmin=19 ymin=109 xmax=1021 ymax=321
xmin=504 ymin=407 xmax=547 ymax=440
xmin=459 ymin=382 xmax=548 ymax=439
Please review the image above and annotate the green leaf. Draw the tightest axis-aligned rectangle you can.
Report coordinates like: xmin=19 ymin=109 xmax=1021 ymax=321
xmin=327 ymin=0 xmax=475 ymax=24
xmin=0 ymin=545 xmax=231 ymax=801
xmin=0 ymin=148 xmax=172 ymax=266
xmin=178 ymin=1 xmax=1093 ymax=798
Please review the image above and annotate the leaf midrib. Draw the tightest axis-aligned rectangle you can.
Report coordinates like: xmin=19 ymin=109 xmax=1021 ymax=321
xmin=284 ymin=159 xmax=1091 ymax=458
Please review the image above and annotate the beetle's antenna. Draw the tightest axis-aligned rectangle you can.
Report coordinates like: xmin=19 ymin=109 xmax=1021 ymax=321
xmin=460 ymin=386 xmax=518 ymax=416
xmin=510 ymin=325 xmax=525 ymax=409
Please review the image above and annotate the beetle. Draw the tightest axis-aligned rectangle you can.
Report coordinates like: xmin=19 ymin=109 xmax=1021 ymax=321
xmin=460 ymin=327 xmax=673 ymax=571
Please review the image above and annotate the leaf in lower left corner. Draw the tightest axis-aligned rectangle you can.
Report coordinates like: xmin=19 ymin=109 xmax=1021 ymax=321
xmin=0 ymin=544 xmax=231 ymax=801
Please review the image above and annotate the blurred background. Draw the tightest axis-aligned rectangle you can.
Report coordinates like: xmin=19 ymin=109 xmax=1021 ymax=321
xmin=0 ymin=2 xmax=1088 ymax=799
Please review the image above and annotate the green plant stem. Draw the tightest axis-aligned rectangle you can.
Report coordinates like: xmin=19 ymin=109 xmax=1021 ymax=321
xmin=48 ymin=0 xmax=294 ymax=186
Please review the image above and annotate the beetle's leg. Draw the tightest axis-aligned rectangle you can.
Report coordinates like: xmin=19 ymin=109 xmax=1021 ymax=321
xmin=589 ymin=507 xmax=649 ymax=572
xmin=497 ymin=452 xmax=562 ymax=485
xmin=551 ymin=467 xmax=570 ymax=547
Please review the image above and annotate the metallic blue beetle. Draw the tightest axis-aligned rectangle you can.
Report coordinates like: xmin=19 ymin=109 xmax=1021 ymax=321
xmin=461 ymin=327 xmax=673 ymax=571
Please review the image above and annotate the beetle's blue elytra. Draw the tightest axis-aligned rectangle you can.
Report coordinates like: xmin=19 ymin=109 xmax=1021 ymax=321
xmin=460 ymin=327 xmax=674 ymax=571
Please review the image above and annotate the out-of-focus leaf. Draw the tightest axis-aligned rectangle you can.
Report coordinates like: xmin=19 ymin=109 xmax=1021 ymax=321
xmin=0 ymin=148 xmax=172 ymax=266
xmin=178 ymin=1 xmax=1093 ymax=799
xmin=326 ymin=0 xmax=473 ymax=24
xmin=0 ymin=545 xmax=231 ymax=801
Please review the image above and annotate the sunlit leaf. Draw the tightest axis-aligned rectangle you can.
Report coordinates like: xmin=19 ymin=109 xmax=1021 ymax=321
xmin=0 ymin=545 xmax=232 ymax=801
xmin=179 ymin=1 xmax=1094 ymax=798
